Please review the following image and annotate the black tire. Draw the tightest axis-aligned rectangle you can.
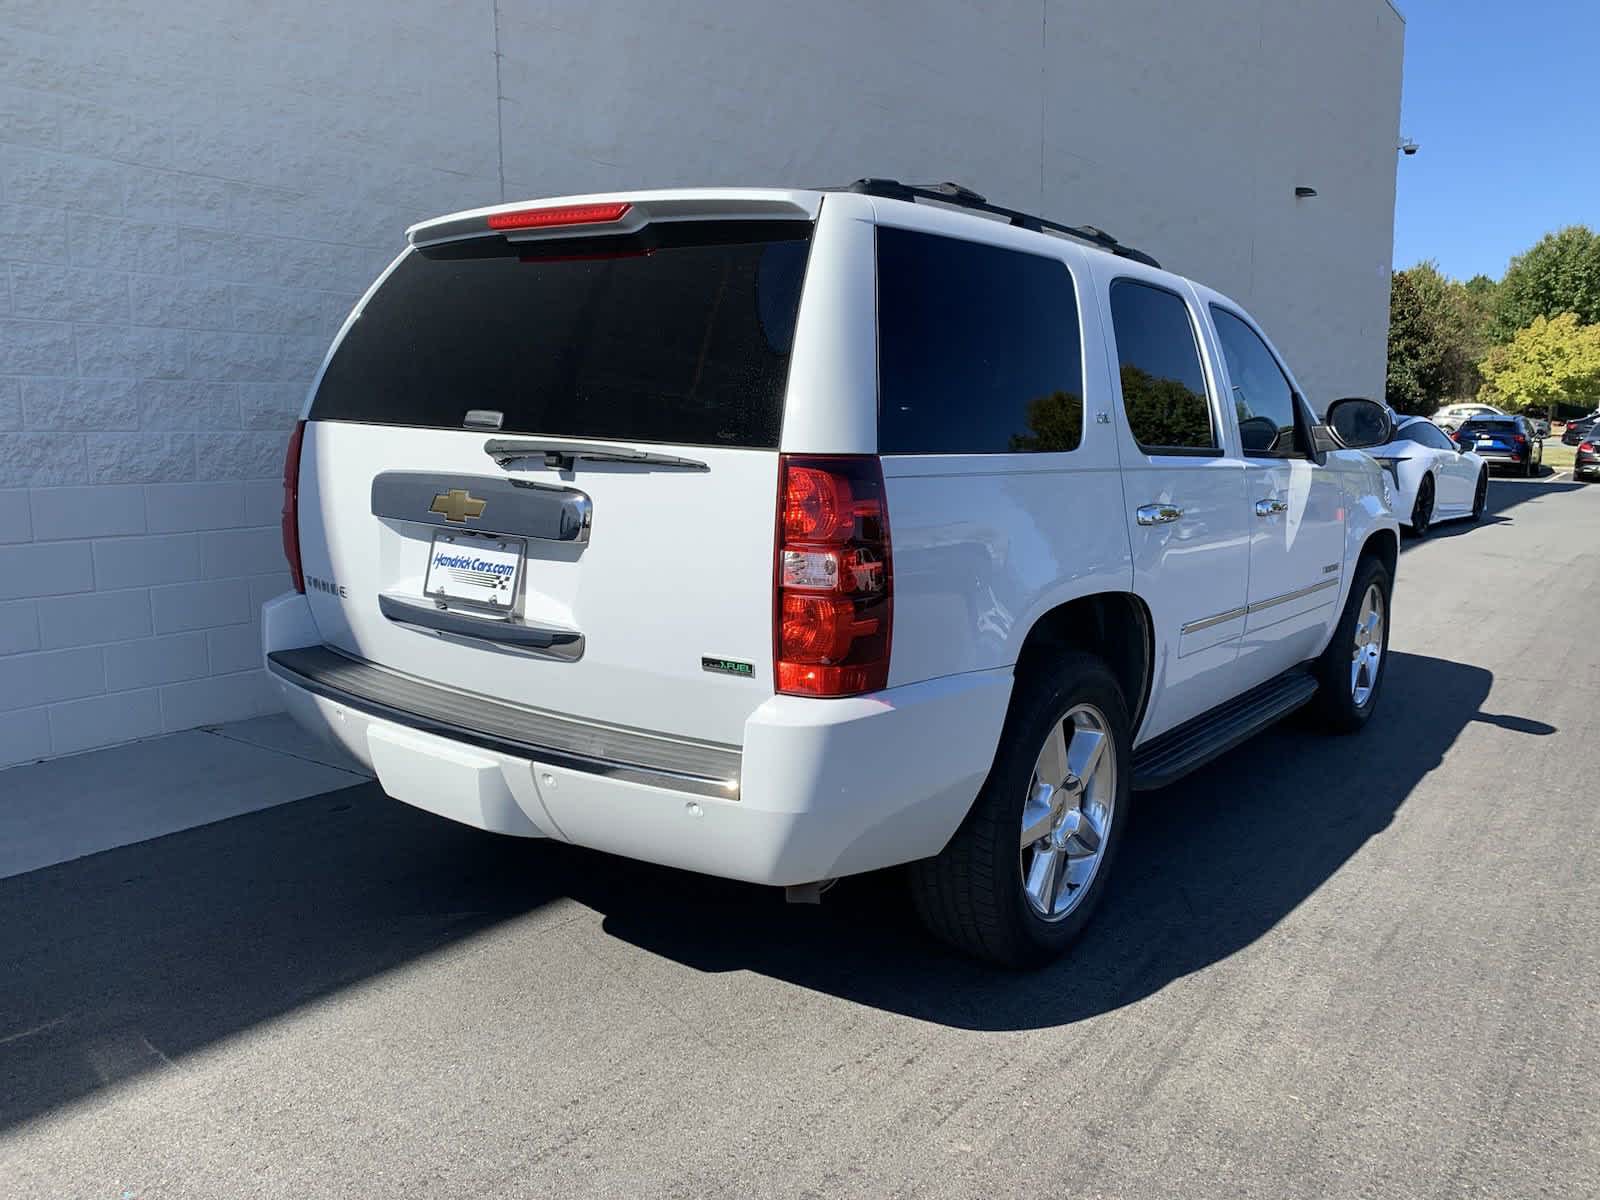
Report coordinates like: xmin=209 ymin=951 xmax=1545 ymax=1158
xmin=1524 ymin=455 xmax=1537 ymax=478
xmin=910 ymin=651 xmax=1132 ymax=968
xmin=1470 ymin=469 xmax=1488 ymax=519
xmin=1408 ymin=475 xmax=1434 ymax=537
xmin=1308 ymin=554 xmax=1392 ymax=734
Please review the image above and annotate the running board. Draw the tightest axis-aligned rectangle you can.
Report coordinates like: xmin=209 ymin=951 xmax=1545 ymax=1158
xmin=1132 ymin=668 xmax=1319 ymax=790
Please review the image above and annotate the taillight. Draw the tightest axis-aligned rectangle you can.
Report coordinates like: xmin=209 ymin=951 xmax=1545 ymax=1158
xmin=1581 ymin=441 xmax=1595 ymax=452
xmin=1513 ymin=433 xmax=1528 ymax=446
xmin=486 ymin=202 xmax=631 ymax=231
xmin=281 ymin=419 xmax=306 ymax=593
xmin=775 ymin=455 xmax=891 ymax=696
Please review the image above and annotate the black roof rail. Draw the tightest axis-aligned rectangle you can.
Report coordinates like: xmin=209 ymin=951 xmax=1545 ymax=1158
xmin=837 ymin=177 xmax=1161 ymax=269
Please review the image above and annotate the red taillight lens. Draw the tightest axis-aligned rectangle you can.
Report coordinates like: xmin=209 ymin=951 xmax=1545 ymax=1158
xmin=1513 ymin=433 xmax=1528 ymax=446
xmin=775 ymin=455 xmax=892 ymax=697
xmin=281 ymin=419 xmax=306 ymax=593
xmin=1581 ymin=441 xmax=1595 ymax=452
xmin=486 ymin=202 xmax=631 ymax=231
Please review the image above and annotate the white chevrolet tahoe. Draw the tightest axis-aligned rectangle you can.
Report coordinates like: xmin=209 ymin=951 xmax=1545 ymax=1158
xmin=263 ymin=180 xmax=1400 ymax=967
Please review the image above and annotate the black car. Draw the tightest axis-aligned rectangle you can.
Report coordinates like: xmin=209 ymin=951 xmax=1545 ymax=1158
xmin=1454 ymin=415 xmax=1543 ymax=477
xmin=1576 ymin=431 xmax=1600 ymax=481
xmin=1561 ymin=411 xmax=1600 ymax=446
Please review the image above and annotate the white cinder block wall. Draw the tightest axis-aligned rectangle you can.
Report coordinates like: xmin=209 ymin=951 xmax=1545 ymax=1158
xmin=0 ymin=0 xmax=1403 ymax=767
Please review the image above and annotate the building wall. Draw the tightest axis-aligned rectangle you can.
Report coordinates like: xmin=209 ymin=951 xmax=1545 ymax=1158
xmin=0 ymin=0 xmax=1403 ymax=767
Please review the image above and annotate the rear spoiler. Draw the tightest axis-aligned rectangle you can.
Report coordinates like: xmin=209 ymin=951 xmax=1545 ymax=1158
xmin=406 ymin=189 xmax=821 ymax=250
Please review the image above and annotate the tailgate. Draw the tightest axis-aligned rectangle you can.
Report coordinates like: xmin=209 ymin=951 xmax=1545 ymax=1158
xmin=294 ymin=197 xmax=817 ymax=747
xmin=298 ymin=423 xmax=778 ymax=746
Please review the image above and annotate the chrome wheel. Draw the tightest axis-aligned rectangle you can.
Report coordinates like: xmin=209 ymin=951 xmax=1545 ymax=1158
xmin=1350 ymin=583 xmax=1385 ymax=707
xmin=1019 ymin=704 xmax=1116 ymax=921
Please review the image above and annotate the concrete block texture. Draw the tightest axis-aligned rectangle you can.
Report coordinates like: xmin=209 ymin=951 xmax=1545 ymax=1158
xmin=0 ymin=0 xmax=1403 ymax=761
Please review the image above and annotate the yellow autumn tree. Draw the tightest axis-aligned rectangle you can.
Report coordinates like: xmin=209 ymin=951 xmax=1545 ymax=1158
xmin=1478 ymin=312 xmax=1600 ymax=415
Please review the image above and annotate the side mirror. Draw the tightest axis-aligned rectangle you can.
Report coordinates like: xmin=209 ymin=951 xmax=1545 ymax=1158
xmin=1324 ymin=397 xmax=1394 ymax=450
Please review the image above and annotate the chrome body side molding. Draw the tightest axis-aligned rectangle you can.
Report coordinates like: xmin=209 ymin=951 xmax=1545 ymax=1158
xmin=1181 ymin=577 xmax=1339 ymax=634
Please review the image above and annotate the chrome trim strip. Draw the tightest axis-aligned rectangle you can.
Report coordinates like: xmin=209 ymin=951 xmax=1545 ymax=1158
xmin=371 ymin=471 xmax=592 ymax=543
xmin=378 ymin=593 xmax=585 ymax=661
xmin=266 ymin=646 xmax=741 ymax=800
xmin=1180 ymin=606 xmax=1248 ymax=635
xmin=1247 ymin=577 xmax=1339 ymax=613
xmin=1181 ymin=577 xmax=1340 ymax=635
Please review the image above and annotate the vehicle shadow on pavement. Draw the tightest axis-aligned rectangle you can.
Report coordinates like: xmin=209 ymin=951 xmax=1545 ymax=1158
xmin=0 ymin=789 xmax=571 ymax=1132
xmin=0 ymin=653 xmax=1554 ymax=1129
xmin=1401 ymin=477 xmax=1588 ymax=550
xmin=582 ymin=650 xmax=1548 ymax=1028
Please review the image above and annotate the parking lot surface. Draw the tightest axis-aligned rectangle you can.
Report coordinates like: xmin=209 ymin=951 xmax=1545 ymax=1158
xmin=2 ymin=477 xmax=1597 ymax=1198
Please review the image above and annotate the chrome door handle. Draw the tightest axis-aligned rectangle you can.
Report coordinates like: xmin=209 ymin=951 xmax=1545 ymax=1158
xmin=1136 ymin=503 xmax=1183 ymax=526
xmin=1255 ymin=498 xmax=1288 ymax=517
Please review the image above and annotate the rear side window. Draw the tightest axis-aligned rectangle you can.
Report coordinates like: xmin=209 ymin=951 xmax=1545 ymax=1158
xmin=1211 ymin=307 xmax=1300 ymax=455
xmin=310 ymin=222 xmax=812 ymax=448
xmin=1108 ymin=281 xmax=1216 ymax=452
xmin=1400 ymin=422 xmax=1455 ymax=451
xmin=876 ymin=228 xmax=1083 ymax=454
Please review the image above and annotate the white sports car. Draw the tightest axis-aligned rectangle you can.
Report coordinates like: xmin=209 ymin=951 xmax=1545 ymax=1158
xmin=1370 ymin=416 xmax=1488 ymax=536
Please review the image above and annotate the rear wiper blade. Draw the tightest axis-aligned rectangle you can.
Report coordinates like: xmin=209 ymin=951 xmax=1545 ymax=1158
xmin=484 ymin=438 xmax=708 ymax=472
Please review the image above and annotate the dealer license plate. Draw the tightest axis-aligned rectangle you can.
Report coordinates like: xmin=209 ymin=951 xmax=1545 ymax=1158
xmin=424 ymin=530 xmax=524 ymax=609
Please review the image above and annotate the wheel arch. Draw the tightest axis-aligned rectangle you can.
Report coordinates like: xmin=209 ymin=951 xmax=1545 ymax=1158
xmin=1359 ymin=526 xmax=1399 ymax=580
xmin=1013 ymin=591 xmax=1154 ymax=737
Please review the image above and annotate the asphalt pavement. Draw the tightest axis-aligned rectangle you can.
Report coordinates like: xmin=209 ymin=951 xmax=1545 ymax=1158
xmin=2 ymin=476 xmax=1597 ymax=1199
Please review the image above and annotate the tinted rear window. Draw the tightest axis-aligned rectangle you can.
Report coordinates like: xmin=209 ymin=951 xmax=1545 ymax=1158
xmin=1461 ymin=419 xmax=1517 ymax=433
xmin=310 ymin=222 xmax=812 ymax=448
xmin=876 ymin=227 xmax=1083 ymax=454
xmin=1108 ymin=281 xmax=1215 ymax=452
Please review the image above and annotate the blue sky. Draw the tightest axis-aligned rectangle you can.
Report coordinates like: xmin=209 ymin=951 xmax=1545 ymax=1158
xmin=1391 ymin=0 xmax=1599 ymax=280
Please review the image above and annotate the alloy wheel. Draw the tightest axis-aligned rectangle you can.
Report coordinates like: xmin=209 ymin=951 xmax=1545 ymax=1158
xmin=1019 ymin=704 xmax=1116 ymax=921
xmin=1350 ymin=583 xmax=1385 ymax=707
xmin=1411 ymin=477 xmax=1432 ymax=535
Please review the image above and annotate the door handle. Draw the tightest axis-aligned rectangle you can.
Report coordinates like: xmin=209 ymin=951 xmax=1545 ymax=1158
xmin=1255 ymin=498 xmax=1288 ymax=517
xmin=1136 ymin=503 xmax=1183 ymax=526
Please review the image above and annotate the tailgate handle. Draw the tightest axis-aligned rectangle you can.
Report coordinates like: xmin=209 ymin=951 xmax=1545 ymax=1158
xmin=378 ymin=594 xmax=584 ymax=661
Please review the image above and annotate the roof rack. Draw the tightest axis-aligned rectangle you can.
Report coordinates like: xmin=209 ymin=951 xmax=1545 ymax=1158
xmin=837 ymin=178 xmax=1161 ymax=269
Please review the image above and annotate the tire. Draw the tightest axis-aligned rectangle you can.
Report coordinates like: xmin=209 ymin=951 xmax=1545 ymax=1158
xmin=1470 ymin=469 xmax=1488 ymax=519
xmin=1524 ymin=455 xmax=1536 ymax=478
xmin=1408 ymin=475 xmax=1433 ymax=536
xmin=1308 ymin=554 xmax=1392 ymax=734
xmin=910 ymin=651 xmax=1132 ymax=968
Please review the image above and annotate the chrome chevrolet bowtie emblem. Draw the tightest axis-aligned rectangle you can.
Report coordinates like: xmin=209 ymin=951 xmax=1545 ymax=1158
xmin=430 ymin=489 xmax=486 ymax=523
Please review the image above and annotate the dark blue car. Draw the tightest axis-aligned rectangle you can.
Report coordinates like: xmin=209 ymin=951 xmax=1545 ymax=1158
xmin=1454 ymin=416 xmax=1543 ymax=477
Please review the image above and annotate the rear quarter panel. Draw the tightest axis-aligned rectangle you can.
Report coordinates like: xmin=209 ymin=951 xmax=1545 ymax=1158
xmin=863 ymin=206 xmax=1133 ymax=687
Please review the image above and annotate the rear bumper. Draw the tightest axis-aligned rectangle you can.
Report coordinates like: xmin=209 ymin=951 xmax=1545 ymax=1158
xmin=262 ymin=593 xmax=1011 ymax=886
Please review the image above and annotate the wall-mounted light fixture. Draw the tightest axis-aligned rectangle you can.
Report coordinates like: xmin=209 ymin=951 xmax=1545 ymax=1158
xmin=1294 ymin=186 xmax=1318 ymax=198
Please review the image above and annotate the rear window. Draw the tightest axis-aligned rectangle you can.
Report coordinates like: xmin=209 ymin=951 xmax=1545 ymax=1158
xmin=1460 ymin=419 xmax=1518 ymax=433
xmin=310 ymin=221 xmax=812 ymax=448
xmin=876 ymin=227 xmax=1084 ymax=454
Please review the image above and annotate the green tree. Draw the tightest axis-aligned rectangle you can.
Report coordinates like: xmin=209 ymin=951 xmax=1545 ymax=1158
xmin=1477 ymin=313 xmax=1600 ymax=416
xmin=1009 ymin=390 xmax=1084 ymax=452
xmin=1492 ymin=226 xmax=1600 ymax=339
xmin=1385 ymin=266 xmax=1456 ymax=414
xmin=1117 ymin=365 xmax=1212 ymax=447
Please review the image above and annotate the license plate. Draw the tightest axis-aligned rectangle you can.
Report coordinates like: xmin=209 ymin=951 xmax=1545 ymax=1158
xmin=424 ymin=530 xmax=523 ymax=609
